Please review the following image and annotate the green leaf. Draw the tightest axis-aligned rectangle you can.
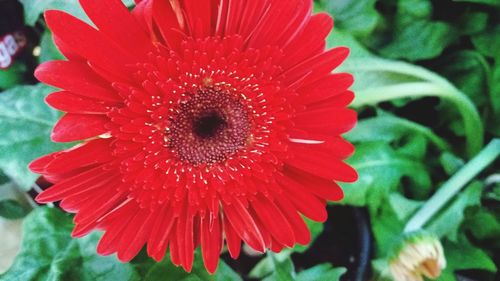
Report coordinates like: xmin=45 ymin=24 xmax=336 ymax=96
xmin=463 ymin=209 xmax=500 ymax=243
xmin=39 ymin=31 xmax=65 ymax=63
xmin=371 ymin=199 xmax=406 ymax=257
xmin=143 ymin=250 xmax=242 ymax=281
xmin=488 ymin=58 xmax=500 ymax=136
xmin=0 ymin=170 xmax=9 ymax=185
xmin=320 ymin=0 xmax=380 ymax=38
xmin=379 ymin=20 xmax=457 ymax=61
xmin=0 ymin=199 xmax=28 ymax=220
xmin=458 ymin=11 xmax=489 ymax=36
xmin=439 ymin=152 xmax=465 ymax=176
xmin=249 ymin=250 xmax=291 ymax=279
xmin=341 ymin=142 xmax=431 ymax=211
xmin=19 ymin=0 xmax=90 ymax=26
xmin=0 ymin=84 xmax=72 ymax=190
xmin=472 ymin=25 xmax=500 ymax=59
xmin=0 ymin=63 xmax=26 ymax=90
xmin=262 ymin=254 xmax=295 ymax=281
xmin=439 ymin=51 xmax=490 ymax=108
xmin=426 ymin=182 xmax=482 ymax=241
xmin=0 ymin=207 xmax=139 ymax=281
xmin=345 ymin=113 xmax=450 ymax=151
xmin=295 ymin=264 xmax=346 ymax=281
xmin=440 ymin=234 xmax=497 ymax=281
xmin=388 ymin=193 xmax=423 ymax=221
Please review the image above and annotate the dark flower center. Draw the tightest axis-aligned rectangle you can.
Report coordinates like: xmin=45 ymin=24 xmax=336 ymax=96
xmin=168 ymin=88 xmax=251 ymax=165
xmin=193 ymin=111 xmax=227 ymax=139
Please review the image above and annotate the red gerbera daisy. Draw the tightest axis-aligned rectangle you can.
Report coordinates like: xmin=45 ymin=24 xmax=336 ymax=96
xmin=30 ymin=0 xmax=357 ymax=273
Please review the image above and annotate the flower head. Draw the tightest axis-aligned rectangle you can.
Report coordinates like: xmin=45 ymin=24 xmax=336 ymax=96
xmin=389 ymin=231 xmax=446 ymax=281
xmin=30 ymin=0 xmax=357 ymax=273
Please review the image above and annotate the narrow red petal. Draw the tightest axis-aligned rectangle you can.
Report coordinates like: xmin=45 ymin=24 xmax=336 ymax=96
xmin=79 ymin=0 xmax=153 ymax=57
xmin=46 ymin=91 xmax=113 ymax=114
xmin=51 ymin=114 xmax=109 ymax=142
xmin=251 ymin=195 xmax=295 ymax=247
xmin=44 ymin=10 xmax=132 ymax=73
xmin=35 ymin=61 xmax=120 ymax=102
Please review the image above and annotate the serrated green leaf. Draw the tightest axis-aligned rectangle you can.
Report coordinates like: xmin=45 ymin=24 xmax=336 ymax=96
xmin=0 ymin=199 xmax=28 ymax=220
xmin=463 ymin=209 xmax=500 ymax=243
xmin=426 ymin=182 xmax=482 ymax=241
xmin=439 ymin=51 xmax=490 ymax=108
xmin=0 ymin=207 xmax=139 ymax=281
xmin=262 ymin=254 xmax=295 ymax=281
xmin=472 ymin=26 xmax=500 ymax=59
xmin=441 ymin=234 xmax=497 ymax=281
xmin=249 ymin=250 xmax=291 ymax=279
xmin=380 ymin=20 xmax=457 ymax=61
xmin=388 ymin=193 xmax=423 ymax=221
xmin=345 ymin=113 xmax=451 ymax=151
xmin=458 ymin=11 xmax=489 ymax=36
xmin=0 ymin=84 xmax=72 ymax=190
xmin=341 ymin=142 xmax=431 ymax=211
xmin=371 ymin=199 xmax=406 ymax=257
xmin=439 ymin=152 xmax=465 ymax=176
xmin=295 ymin=264 xmax=346 ymax=281
xmin=320 ymin=0 xmax=380 ymax=38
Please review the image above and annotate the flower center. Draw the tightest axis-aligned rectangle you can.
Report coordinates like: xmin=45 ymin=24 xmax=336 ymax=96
xmin=193 ymin=111 xmax=227 ymax=139
xmin=168 ymin=88 xmax=251 ymax=165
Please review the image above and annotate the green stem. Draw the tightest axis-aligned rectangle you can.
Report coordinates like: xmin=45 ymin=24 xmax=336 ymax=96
xmin=353 ymin=80 xmax=483 ymax=157
xmin=404 ymin=139 xmax=500 ymax=233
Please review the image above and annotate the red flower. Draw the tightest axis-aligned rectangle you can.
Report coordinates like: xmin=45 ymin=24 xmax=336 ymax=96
xmin=30 ymin=0 xmax=357 ymax=273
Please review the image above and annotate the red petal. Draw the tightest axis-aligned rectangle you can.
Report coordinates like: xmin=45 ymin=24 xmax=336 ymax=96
xmin=222 ymin=198 xmax=266 ymax=252
xmin=44 ymin=10 xmax=132 ymax=73
xmin=246 ymin=0 xmax=311 ymax=49
xmin=281 ymin=13 xmax=332 ymax=69
xmin=35 ymin=166 xmax=114 ymax=203
xmin=276 ymin=174 xmax=328 ymax=222
xmin=282 ymin=47 xmax=349 ymax=88
xmin=182 ymin=0 xmax=213 ymax=37
xmin=223 ymin=214 xmax=241 ymax=259
xmin=29 ymin=152 xmax=61 ymax=174
xmin=153 ymin=0 xmax=185 ymax=50
xmin=285 ymin=150 xmax=358 ymax=183
xmin=52 ymin=114 xmax=109 ymax=142
xmin=148 ymin=205 xmax=176 ymax=260
xmin=284 ymin=166 xmax=345 ymax=201
xmin=117 ymin=208 xmax=155 ymax=262
xmin=296 ymin=73 xmax=354 ymax=105
xmin=288 ymin=137 xmax=355 ymax=160
xmin=46 ymin=91 xmax=113 ymax=114
xmin=293 ymin=107 xmax=357 ymax=136
xmin=35 ymin=61 xmax=120 ymax=102
xmin=201 ymin=214 xmax=222 ymax=274
xmin=251 ymin=195 xmax=295 ymax=247
xmin=44 ymin=139 xmax=113 ymax=174
xmin=274 ymin=196 xmax=311 ymax=245
xmin=79 ymin=0 xmax=153 ymax=57
xmin=97 ymin=200 xmax=138 ymax=255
